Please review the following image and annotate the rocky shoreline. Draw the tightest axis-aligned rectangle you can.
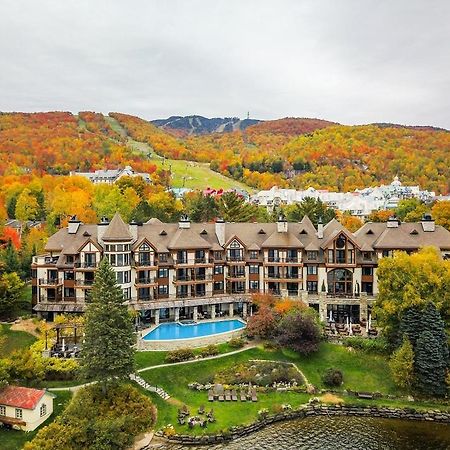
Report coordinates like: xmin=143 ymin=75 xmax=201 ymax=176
xmin=154 ymin=404 xmax=450 ymax=446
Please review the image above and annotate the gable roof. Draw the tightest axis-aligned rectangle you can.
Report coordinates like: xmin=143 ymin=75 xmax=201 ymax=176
xmin=0 ymin=386 xmax=46 ymax=410
xmin=167 ymin=229 xmax=212 ymax=250
xmin=261 ymin=231 xmax=304 ymax=248
xmin=102 ymin=213 xmax=133 ymax=241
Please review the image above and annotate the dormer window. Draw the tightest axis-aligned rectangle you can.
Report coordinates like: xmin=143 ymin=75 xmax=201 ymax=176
xmin=366 ymin=229 xmax=374 ymax=235
xmin=258 ymin=229 xmax=266 ymax=234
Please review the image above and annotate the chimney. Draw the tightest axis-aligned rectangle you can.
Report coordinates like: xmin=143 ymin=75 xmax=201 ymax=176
xmin=215 ymin=217 xmax=225 ymax=246
xmin=317 ymin=217 xmax=324 ymax=239
xmin=178 ymin=214 xmax=190 ymax=229
xmin=97 ymin=216 xmax=109 ymax=245
xmin=68 ymin=215 xmax=81 ymax=234
xmin=277 ymin=213 xmax=288 ymax=233
xmin=386 ymin=215 xmax=400 ymax=228
xmin=421 ymin=214 xmax=435 ymax=232
xmin=129 ymin=219 xmax=139 ymax=242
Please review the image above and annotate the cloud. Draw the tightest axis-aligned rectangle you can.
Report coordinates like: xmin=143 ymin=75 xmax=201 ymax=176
xmin=1 ymin=0 xmax=449 ymax=127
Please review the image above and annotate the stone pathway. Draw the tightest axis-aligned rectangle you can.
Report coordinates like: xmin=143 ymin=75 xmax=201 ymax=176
xmin=130 ymin=373 xmax=171 ymax=400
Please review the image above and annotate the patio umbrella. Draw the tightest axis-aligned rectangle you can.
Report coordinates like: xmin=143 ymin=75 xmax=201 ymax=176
xmin=61 ymin=338 xmax=66 ymax=352
xmin=346 ymin=316 xmax=349 ymax=329
xmin=368 ymin=313 xmax=372 ymax=330
xmin=329 ymin=309 xmax=333 ymax=322
xmin=349 ymin=319 xmax=353 ymax=335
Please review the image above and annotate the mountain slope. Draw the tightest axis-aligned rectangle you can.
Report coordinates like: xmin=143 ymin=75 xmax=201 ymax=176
xmin=151 ymin=115 xmax=261 ymax=136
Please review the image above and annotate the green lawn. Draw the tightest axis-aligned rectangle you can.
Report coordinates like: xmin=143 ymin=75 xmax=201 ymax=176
xmin=0 ymin=390 xmax=72 ymax=450
xmin=137 ymin=343 xmax=406 ymax=433
xmin=268 ymin=343 xmax=399 ymax=394
xmin=0 ymin=324 xmax=37 ymax=358
xmin=135 ymin=342 xmax=241 ymax=370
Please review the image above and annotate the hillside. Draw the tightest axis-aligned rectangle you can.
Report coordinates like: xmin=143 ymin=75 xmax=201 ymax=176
xmin=151 ymin=115 xmax=260 ymax=136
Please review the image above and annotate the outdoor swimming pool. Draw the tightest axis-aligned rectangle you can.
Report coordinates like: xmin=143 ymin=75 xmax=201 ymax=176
xmin=142 ymin=319 xmax=246 ymax=341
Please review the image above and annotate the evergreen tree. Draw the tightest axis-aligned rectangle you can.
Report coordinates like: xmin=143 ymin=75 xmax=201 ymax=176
xmin=131 ymin=200 xmax=153 ymax=223
xmin=3 ymin=240 xmax=20 ymax=274
xmin=81 ymin=258 xmax=135 ymax=393
xmin=414 ymin=330 xmax=448 ymax=397
xmin=218 ymin=191 xmax=257 ymax=222
xmin=183 ymin=192 xmax=218 ymax=222
xmin=284 ymin=197 xmax=336 ymax=226
xmin=0 ymin=272 xmax=26 ymax=320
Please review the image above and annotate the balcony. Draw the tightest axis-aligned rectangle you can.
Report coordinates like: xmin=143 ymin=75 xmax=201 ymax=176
xmin=226 ymin=273 xmax=246 ymax=280
xmin=134 ymin=260 xmax=156 ymax=268
xmin=39 ymin=278 xmax=63 ymax=287
xmin=226 ymin=256 xmax=245 ymax=263
xmin=74 ymin=262 xmax=98 ymax=269
xmin=173 ymin=274 xmax=212 ymax=283
xmin=265 ymin=257 xmax=302 ymax=264
xmin=75 ymin=279 xmax=95 ymax=287
xmin=135 ymin=277 xmax=157 ymax=286
xmin=43 ymin=256 xmax=59 ymax=265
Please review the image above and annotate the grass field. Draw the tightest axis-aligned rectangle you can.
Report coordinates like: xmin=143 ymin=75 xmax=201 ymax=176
xmin=0 ymin=324 xmax=37 ymax=358
xmin=0 ymin=390 xmax=72 ymax=450
xmin=105 ymin=116 xmax=252 ymax=191
xmin=138 ymin=343 xmax=406 ymax=433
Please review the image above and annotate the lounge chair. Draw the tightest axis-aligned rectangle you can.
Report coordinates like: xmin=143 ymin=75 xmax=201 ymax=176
xmin=240 ymin=391 xmax=247 ymax=401
xmin=208 ymin=389 xmax=214 ymax=402
xmin=177 ymin=417 xmax=186 ymax=425
xmin=225 ymin=390 xmax=231 ymax=401
xmin=218 ymin=393 xmax=224 ymax=401
xmin=251 ymin=388 xmax=257 ymax=402
xmin=231 ymin=390 xmax=238 ymax=401
xmin=198 ymin=405 xmax=205 ymax=414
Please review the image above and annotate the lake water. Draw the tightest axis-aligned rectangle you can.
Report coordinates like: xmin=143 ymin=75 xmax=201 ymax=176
xmin=142 ymin=319 xmax=245 ymax=341
xmin=149 ymin=416 xmax=450 ymax=450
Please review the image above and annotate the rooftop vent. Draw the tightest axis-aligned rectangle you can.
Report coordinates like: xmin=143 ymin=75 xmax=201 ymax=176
xmin=258 ymin=229 xmax=266 ymax=234
xmin=159 ymin=230 xmax=167 ymax=236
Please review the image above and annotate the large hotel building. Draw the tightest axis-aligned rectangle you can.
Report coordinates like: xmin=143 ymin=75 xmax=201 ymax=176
xmin=32 ymin=213 xmax=450 ymax=324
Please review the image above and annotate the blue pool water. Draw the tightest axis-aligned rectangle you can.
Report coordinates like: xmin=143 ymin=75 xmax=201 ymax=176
xmin=143 ymin=319 xmax=245 ymax=341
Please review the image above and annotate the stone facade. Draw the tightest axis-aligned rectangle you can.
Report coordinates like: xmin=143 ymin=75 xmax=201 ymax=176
xmin=31 ymin=213 xmax=450 ymax=324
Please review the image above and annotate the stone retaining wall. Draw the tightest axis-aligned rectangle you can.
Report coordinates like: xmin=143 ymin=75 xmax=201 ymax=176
xmin=155 ymin=404 xmax=450 ymax=446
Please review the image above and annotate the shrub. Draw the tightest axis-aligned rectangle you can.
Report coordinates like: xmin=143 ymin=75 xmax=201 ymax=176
xmin=322 ymin=368 xmax=343 ymax=387
xmin=246 ymin=305 xmax=278 ymax=339
xmin=389 ymin=337 xmax=414 ymax=391
xmin=343 ymin=336 xmax=389 ymax=355
xmin=275 ymin=309 xmax=322 ymax=354
xmin=228 ymin=337 xmax=245 ymax=349
xmin=200 ymin=345 xmax=219 ymax=357
xmin=165 ymin=348 xmax=195 ymax=363
xmin=24 ymin=384 xmax=156 ymax=450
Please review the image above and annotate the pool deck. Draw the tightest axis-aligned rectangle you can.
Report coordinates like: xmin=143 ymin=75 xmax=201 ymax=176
xmin=137 ymin=318 xmax=247 ymax=351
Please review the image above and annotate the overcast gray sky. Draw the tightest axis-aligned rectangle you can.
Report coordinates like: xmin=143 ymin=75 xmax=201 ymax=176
xmin=1 ymin=0 xmax=449 ymax=127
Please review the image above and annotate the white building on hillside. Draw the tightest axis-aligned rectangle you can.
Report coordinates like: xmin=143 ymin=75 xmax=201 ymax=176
xmin=252 ymin=177 xmax=435 ymax=218
xmin=70 ymin=165 xmax=151 ymax=184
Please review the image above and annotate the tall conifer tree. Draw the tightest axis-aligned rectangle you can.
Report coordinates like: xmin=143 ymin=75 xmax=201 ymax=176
xmin=81 ymin=258 xmax=135 ymax=393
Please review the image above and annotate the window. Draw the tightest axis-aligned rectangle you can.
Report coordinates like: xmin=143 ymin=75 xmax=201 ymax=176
xmin=287 ymin=249 xmax=297 ymax=261
xmin=15 ymin=408 xmax=22 ymax=419
xmin=64 ymin=287 xmax=75 ymax=298
xmin=64 ymin=271 xmax=74 ymax=280
xmin=158 ymin=253 xmax=168 ymax=262
xmin=249 ymin=250 xmax=259 ymax=259
xmin=214 ymin=265 xmax=224 ymax=275
xmin=249 ymin=280 xmax=259 ymax=290
xmin=140 ymin=242 xmax=150 ymax=251
xmin=382 ymin=250 xmax=393 ymax=258
xmin=116 ymin=270 xmax=131 ymax=284
xmin=213 ymin=251 xmax=223 ymax=260
xmin=307 ymin=265 xmax=317 ymax=275
xmin=158 ymin=285 xmax=169 ymax=295
xmin=40 ymin=403 xmax=47 ymax=417
xmin=362 ymin=251 xmax=373 ymax=260
xmin=0 ymin=405 xmax=5 ymax=416
xmin=362 ymin=267 xmax=373 ymax=276
xmin=307 ymin=281 xmax=318 ymax=293
xmin=177 ymin=250 xmax=187 ymax=263
xmin=361 ymin=282 xmax=373 ymax=295
xmin=31 ymin=269 xmax=37 ymax=278
xmin=249 ymin=265 xmax=259 ymax=274
xmin=66 ymin=255 xmax=74 ymax=263
xmin=158 ymin=268 xmax=169 ymax=278
xmin=123 ymin=287 xmax=131 ymax=299
xmin=213 ymin=281 xmax=224 ymax=291
xmin=306 ymin=251 xmax=318 ymax=261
